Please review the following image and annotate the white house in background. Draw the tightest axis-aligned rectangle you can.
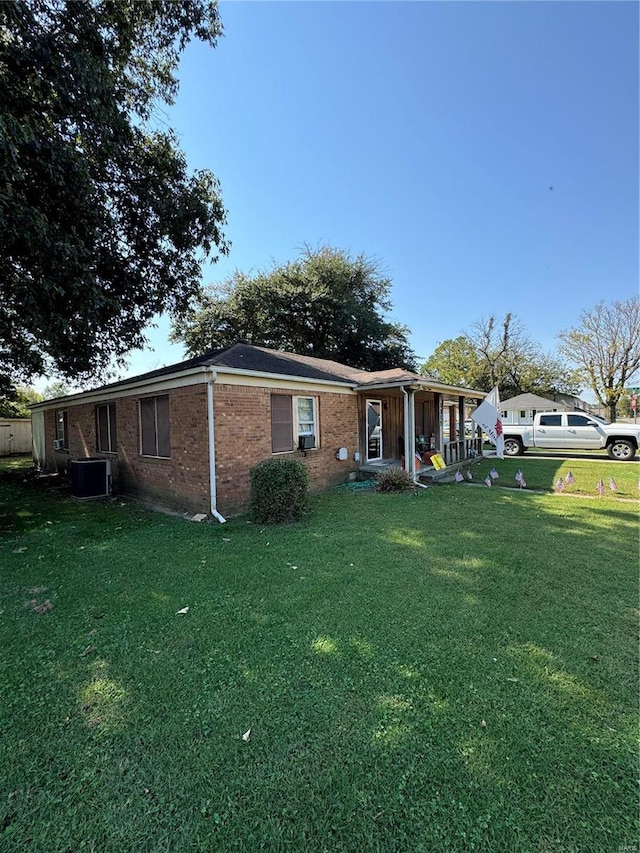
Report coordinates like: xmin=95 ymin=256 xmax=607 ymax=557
xmin=500 ymin=393 xmax=572 ymax=425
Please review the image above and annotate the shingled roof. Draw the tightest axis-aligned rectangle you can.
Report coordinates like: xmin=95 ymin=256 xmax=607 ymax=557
xmin=33 ymin=342 xmax=483 ymax=407
xmin=500 ymin=392 xmax=571 ymax=411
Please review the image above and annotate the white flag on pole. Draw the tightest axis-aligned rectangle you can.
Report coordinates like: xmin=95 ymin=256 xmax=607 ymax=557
xmin=471 ymin=386 xmax=504 ymax=459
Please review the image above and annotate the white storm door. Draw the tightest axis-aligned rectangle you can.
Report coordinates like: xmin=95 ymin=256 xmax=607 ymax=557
xmin=366 ymin=399 xmax=383 ymax=462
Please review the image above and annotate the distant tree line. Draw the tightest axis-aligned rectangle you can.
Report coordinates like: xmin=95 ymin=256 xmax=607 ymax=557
xmin=421 ymin=299 xmax=640 ymax=420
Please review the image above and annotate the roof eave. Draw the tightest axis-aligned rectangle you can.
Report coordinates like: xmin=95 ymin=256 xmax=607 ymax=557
xmin=354 ymin=379 xmax=486 ymax=398
xmin=28 ymin=365 xmax=214 ymax=411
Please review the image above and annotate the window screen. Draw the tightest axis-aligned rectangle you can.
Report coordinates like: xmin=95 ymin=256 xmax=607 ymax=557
xmin=140 ymin=395 xmax=170 ymax=457
xmin=97 ymin=403 xmax=117 ymax=452
xmin=271 ymin=395 xmax=293 ymax=453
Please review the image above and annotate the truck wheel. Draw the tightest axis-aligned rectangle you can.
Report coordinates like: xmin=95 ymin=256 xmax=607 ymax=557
xmin=503 ymin=437 xmax=524 ymax=456
xmin=607 ymin=440 xmax=636 ymax=460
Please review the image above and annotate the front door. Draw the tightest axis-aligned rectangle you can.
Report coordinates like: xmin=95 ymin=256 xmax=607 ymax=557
xmin=366 ymin=399 xmax=383 ymax=461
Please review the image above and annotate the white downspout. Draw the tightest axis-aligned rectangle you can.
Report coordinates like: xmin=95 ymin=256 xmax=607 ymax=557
xmin=401 ymin=386 xmax=410 ymax=473
xmin=207 ymin=370 xmax=226 ymax=523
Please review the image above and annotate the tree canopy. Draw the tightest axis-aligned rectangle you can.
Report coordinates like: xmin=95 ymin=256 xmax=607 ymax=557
xmin=0 ymin=0 xmax=228 ymax=394
xmin=171 ymin=246 xmax=417 ymax=371
xmin=0 ymin=386 xmax=42 ymax=419
xmin=420 ymin=336 xmax=483 ymax=389
xmin=558 ymin=297 xmax=640 ymax=420
xmin=422 ymin=313 xmax=580 ymax=398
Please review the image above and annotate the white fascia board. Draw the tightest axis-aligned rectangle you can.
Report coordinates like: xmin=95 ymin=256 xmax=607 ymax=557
xmin=29 ymin=364 xmax=358 ymax=411
xmin=29 ymin=366 xmax=212 ymax=411
xmin=354 ymin=380 xmax=486 ymax=398
xmin=213 ymin=367 xmax=357 ymax=394
xmin=423 ymin=384 xmax=487 ymax=399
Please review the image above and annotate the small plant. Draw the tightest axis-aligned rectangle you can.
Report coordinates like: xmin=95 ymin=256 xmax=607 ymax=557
xmin=249 ymin=458 xmax=310 ymax=523
xmin=375 ymin=465 xmax=416 ymax=493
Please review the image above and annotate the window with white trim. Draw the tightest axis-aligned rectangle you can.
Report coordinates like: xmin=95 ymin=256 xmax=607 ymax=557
xmin=140 ymin=395 xmax=170 ymax=458
xmin=296 ymin=397 xmax=316 ymax=441
xmin=55 ymin=410 xmax=68 ymax=449
xmin=270 ymin=395 xmax=318 ymax=453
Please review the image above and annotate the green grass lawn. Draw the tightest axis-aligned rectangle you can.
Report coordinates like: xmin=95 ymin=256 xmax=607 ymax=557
xmin=471 ymin=455 xmax=639 ymax=499
xmin=0 ymin=458 xmax=638 ymax=852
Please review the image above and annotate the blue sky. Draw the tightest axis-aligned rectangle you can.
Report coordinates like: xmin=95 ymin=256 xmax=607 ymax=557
xmin=123 ymin=0 xmax=638 ymax=380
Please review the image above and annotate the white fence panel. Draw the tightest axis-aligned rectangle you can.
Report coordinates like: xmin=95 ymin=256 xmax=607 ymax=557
xmin=0 ymin=419 xmax=33 ymax=455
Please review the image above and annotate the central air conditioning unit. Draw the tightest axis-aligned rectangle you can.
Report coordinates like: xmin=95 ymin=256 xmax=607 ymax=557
xmin=53 ymin=439 xmax=65 ymax=451
xmin=298 ymin=435 xmax=316 ymax=451
xmin=70 ymin=458 xmax=112 ymax=499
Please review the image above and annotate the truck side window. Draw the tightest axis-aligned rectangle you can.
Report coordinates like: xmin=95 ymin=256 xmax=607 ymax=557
xmin=539 ymin=414 xmax=562 ymax=426
xmin=567 ymin=414 xmax=592 ymax=427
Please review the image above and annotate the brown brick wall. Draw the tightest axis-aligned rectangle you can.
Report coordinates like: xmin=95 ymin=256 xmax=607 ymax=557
xmin=43 ymin=386 xmax=211 ymax=513
xmin=213 ymin=384 xmax=359 ymax=514
xmin=41 ymin=381 xmax=359 ymax=516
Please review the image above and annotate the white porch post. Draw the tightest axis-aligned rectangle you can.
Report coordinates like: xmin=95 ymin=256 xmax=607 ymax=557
xmin=408 ymin=389 xmax=417 ymax=478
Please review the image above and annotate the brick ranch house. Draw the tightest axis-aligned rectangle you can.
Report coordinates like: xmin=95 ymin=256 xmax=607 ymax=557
xmin=30 ymin=343 xmax=485 ymax=519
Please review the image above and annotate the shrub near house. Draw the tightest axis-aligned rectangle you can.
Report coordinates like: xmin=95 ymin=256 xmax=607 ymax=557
xmin=249 ymin=458 xmax=310 ymax=523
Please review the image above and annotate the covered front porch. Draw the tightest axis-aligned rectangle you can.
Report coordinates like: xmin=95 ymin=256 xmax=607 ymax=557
xmin=354 ymin=376 xmax=485 ymax=480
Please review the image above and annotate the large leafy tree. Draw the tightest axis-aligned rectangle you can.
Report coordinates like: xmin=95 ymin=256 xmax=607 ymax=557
xmin=171 ymin=245 xmax=417 ymax=371
xmin=0 ymin=386 xmax=42 ymax=418
xmin=558 ymin=297 xmax=640 ymax=421
xmin=420 ymin=336 xmax=484 ymax=388
xmin=0 ymin=0 xmax=228 ymax=394
xmin=422 ymin=313 xmax=580 ymax=398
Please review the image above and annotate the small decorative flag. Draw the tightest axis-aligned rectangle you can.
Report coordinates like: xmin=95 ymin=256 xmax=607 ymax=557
xmin=596 ymin=479 xmax=605 ymax=496
xmin=455 ymin=471 xmax=464 ymax=483
xmin=519 ymin=477 xmax=527 ymax=488
xmin=565 ymin=471 xmax=575 ymax=485
xmin=555 ymin=478 xmax=565 ymax=492
xmin=489 ymin=467 xmax=499 ymax=480
xmin=609 ymin=477 xmax=618 ymax=493
xmin=484 ymin=475 xmax=492 ymax=487
xmin=515 ymin=469 xmax=523 ymax=484
xmin=466 ymin=470 xmax=473 ymax=480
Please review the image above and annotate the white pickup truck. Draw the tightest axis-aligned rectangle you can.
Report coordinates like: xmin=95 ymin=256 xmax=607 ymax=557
xmin=503 ymin=412 xmax=640 ymax=460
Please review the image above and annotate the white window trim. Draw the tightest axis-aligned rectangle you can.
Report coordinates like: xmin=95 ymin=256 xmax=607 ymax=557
xmin=55 ymin=410 xmax=68 ymax=449
xmin=294 ymin=396 xmax=318 ymax=447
